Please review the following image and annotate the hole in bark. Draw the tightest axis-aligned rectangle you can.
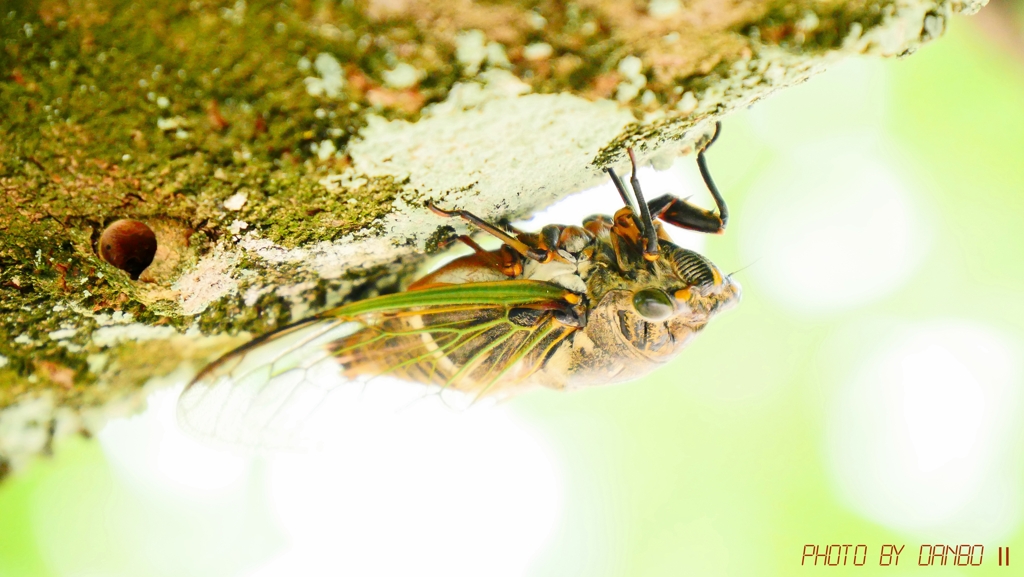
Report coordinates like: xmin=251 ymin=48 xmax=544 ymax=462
xmin=97 ymin=219 xmax=158 ymax=280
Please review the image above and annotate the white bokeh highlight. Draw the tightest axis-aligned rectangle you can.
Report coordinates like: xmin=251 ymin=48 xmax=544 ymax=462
xmin=99 ymin=374 xmax=251 ymax=496
xmin=252 ymin=387 xmax=563 ymax=577
xmin=747 ymin=58 xmax=891 ymax=152
xmin=825 ymin=321 xmax=1023 ymax=541
xmin=739 ymin=136 xmax=932 ymax=314
xmin=96 ymin=373 xmax=564 ymax=577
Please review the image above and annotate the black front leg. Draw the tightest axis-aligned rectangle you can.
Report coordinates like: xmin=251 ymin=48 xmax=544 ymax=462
xmin=648 ymin=194 xmax=725 ymax=234
xmin=649 ymin=121 xmax=729 ymax=235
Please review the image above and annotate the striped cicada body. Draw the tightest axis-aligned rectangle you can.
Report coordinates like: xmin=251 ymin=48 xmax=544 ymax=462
xmin=178 ymin=125 xmax=740 ymax=445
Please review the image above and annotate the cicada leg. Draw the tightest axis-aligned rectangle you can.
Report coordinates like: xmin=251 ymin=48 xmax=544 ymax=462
xmin=647 ymin=121 xmax=729 ymax=234
xmin=427 ymin=203 xmax=555 ymax=263
xmin=441 ymin=235 xmax=524 ymax=275
xmin=408 ymin=235 xmax=525 ymax=290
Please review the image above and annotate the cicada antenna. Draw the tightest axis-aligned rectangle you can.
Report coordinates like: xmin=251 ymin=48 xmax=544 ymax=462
xmin=726 ymin=257 xmax=761 ymax=278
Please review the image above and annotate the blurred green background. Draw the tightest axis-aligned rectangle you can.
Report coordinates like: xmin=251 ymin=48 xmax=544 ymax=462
xmin=3 ymin=10 xmax=1024 ymax=577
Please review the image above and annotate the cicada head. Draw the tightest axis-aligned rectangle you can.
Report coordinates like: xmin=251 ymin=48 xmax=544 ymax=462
xmin=569 ymin=238 xmax=740 ymax=386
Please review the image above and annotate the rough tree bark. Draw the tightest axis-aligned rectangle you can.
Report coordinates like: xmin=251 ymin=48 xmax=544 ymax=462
xmin=0 ymin=0 xmax=987 ymax=476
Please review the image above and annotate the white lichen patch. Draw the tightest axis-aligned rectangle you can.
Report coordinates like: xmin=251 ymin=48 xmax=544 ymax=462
xmin=237 ymin=232 xmax=384 ymax=280
xmin=797 ymin=10 xmax=821 ymax=34
xmin=91 ymin=323 xmax=179 ymax=348
xmin=242 ymin=284 xmax=272 ymax=307
xmin=48 ymin=328 xmax=78 ymax=341
xmin=304 ymin=52 xmax=345 ymax=98
xmin=174 ymin=250 xmax=240 ymax=315
xmin=420 ymin=69 xmax=530 ymax=115
xmin=0 ymin=393 xmax=105 ymax=472
xmin=350 ymin=93 xmax=632 ymax=211
xmin=648 ymin=0 xmax=682 ymax=19
xmin=275 ymin=281 xmax=319 ymax=320
xmin=223 ymin=191 xmax=248 ymax=211
xmin=455 ymin=30 xmax=488 ymax=76
xmin=237 ymin=235 xmax=309 ymax=266
xmin=86 ymin=353 xmax=108 ymax=374
xmin=485 ymin=42 xmax=511 ymax=68
xmin=523 ymin=42 xmax=554 ymax=61
xmin=319 ymin=172 xmax=368 ymax=194
xmin=47 ymin=326 xmax=84 ymax=352
xmin=676 ymin=91 xmax=698 ymax=115
xmin=274 ymin=280 xmax=317 ymax=300
xmin=616 ymin=55 xmax=647 ymax=103
xmin=91 ymin=310 xmax=135 ymax=326
xmin=0 ymin=394 xmax=55 ymax=471
xmin=315 ymin=139 xmax=337 ymax=161
xmin=382 ymin=62 xmax=423 ymax=89
xmin=156 ymin=116 xmax=187 ymax=131
xmin=228 ymin=220 xmax=249 ymax=235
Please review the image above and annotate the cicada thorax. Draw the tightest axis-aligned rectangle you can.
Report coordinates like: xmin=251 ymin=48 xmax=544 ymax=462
xmin=559 ymin=210 xmax=739 ymax=389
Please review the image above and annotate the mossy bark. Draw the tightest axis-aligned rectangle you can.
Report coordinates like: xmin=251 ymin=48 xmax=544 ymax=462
xmin=0 ymin=0 xmax=987 ymax=474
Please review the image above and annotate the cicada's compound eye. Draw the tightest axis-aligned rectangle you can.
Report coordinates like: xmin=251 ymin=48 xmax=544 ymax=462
xmin=632 ymin=288 xmax=674 ymax=321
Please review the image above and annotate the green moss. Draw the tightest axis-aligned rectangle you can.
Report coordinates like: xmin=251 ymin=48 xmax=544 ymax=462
xmin=247 ymin=172 xmax=404 ymax=246
xmin=738 ymin=1 xmax=893 ymax=53
xmin=592 ymin=115 xmax=704 ymax=170
xmin=0 ymin=0 xmax=457 ymax=409
xmin=423 ymin=224 xmax=457 ymax=254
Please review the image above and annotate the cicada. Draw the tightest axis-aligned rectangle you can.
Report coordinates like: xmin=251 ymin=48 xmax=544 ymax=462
xmin=178 ymin=124 xmax=740 ymax=444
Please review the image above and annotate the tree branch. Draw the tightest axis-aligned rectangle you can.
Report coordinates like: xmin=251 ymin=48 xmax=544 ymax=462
xmin=0 ymin=0 xmax=987 ymax=475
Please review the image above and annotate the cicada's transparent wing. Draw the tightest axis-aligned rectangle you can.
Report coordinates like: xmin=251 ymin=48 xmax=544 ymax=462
xmin=177 ymin=281 xmax=580 ymax=449
xmin=177 ymin=318 xmax=366 ymax=449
